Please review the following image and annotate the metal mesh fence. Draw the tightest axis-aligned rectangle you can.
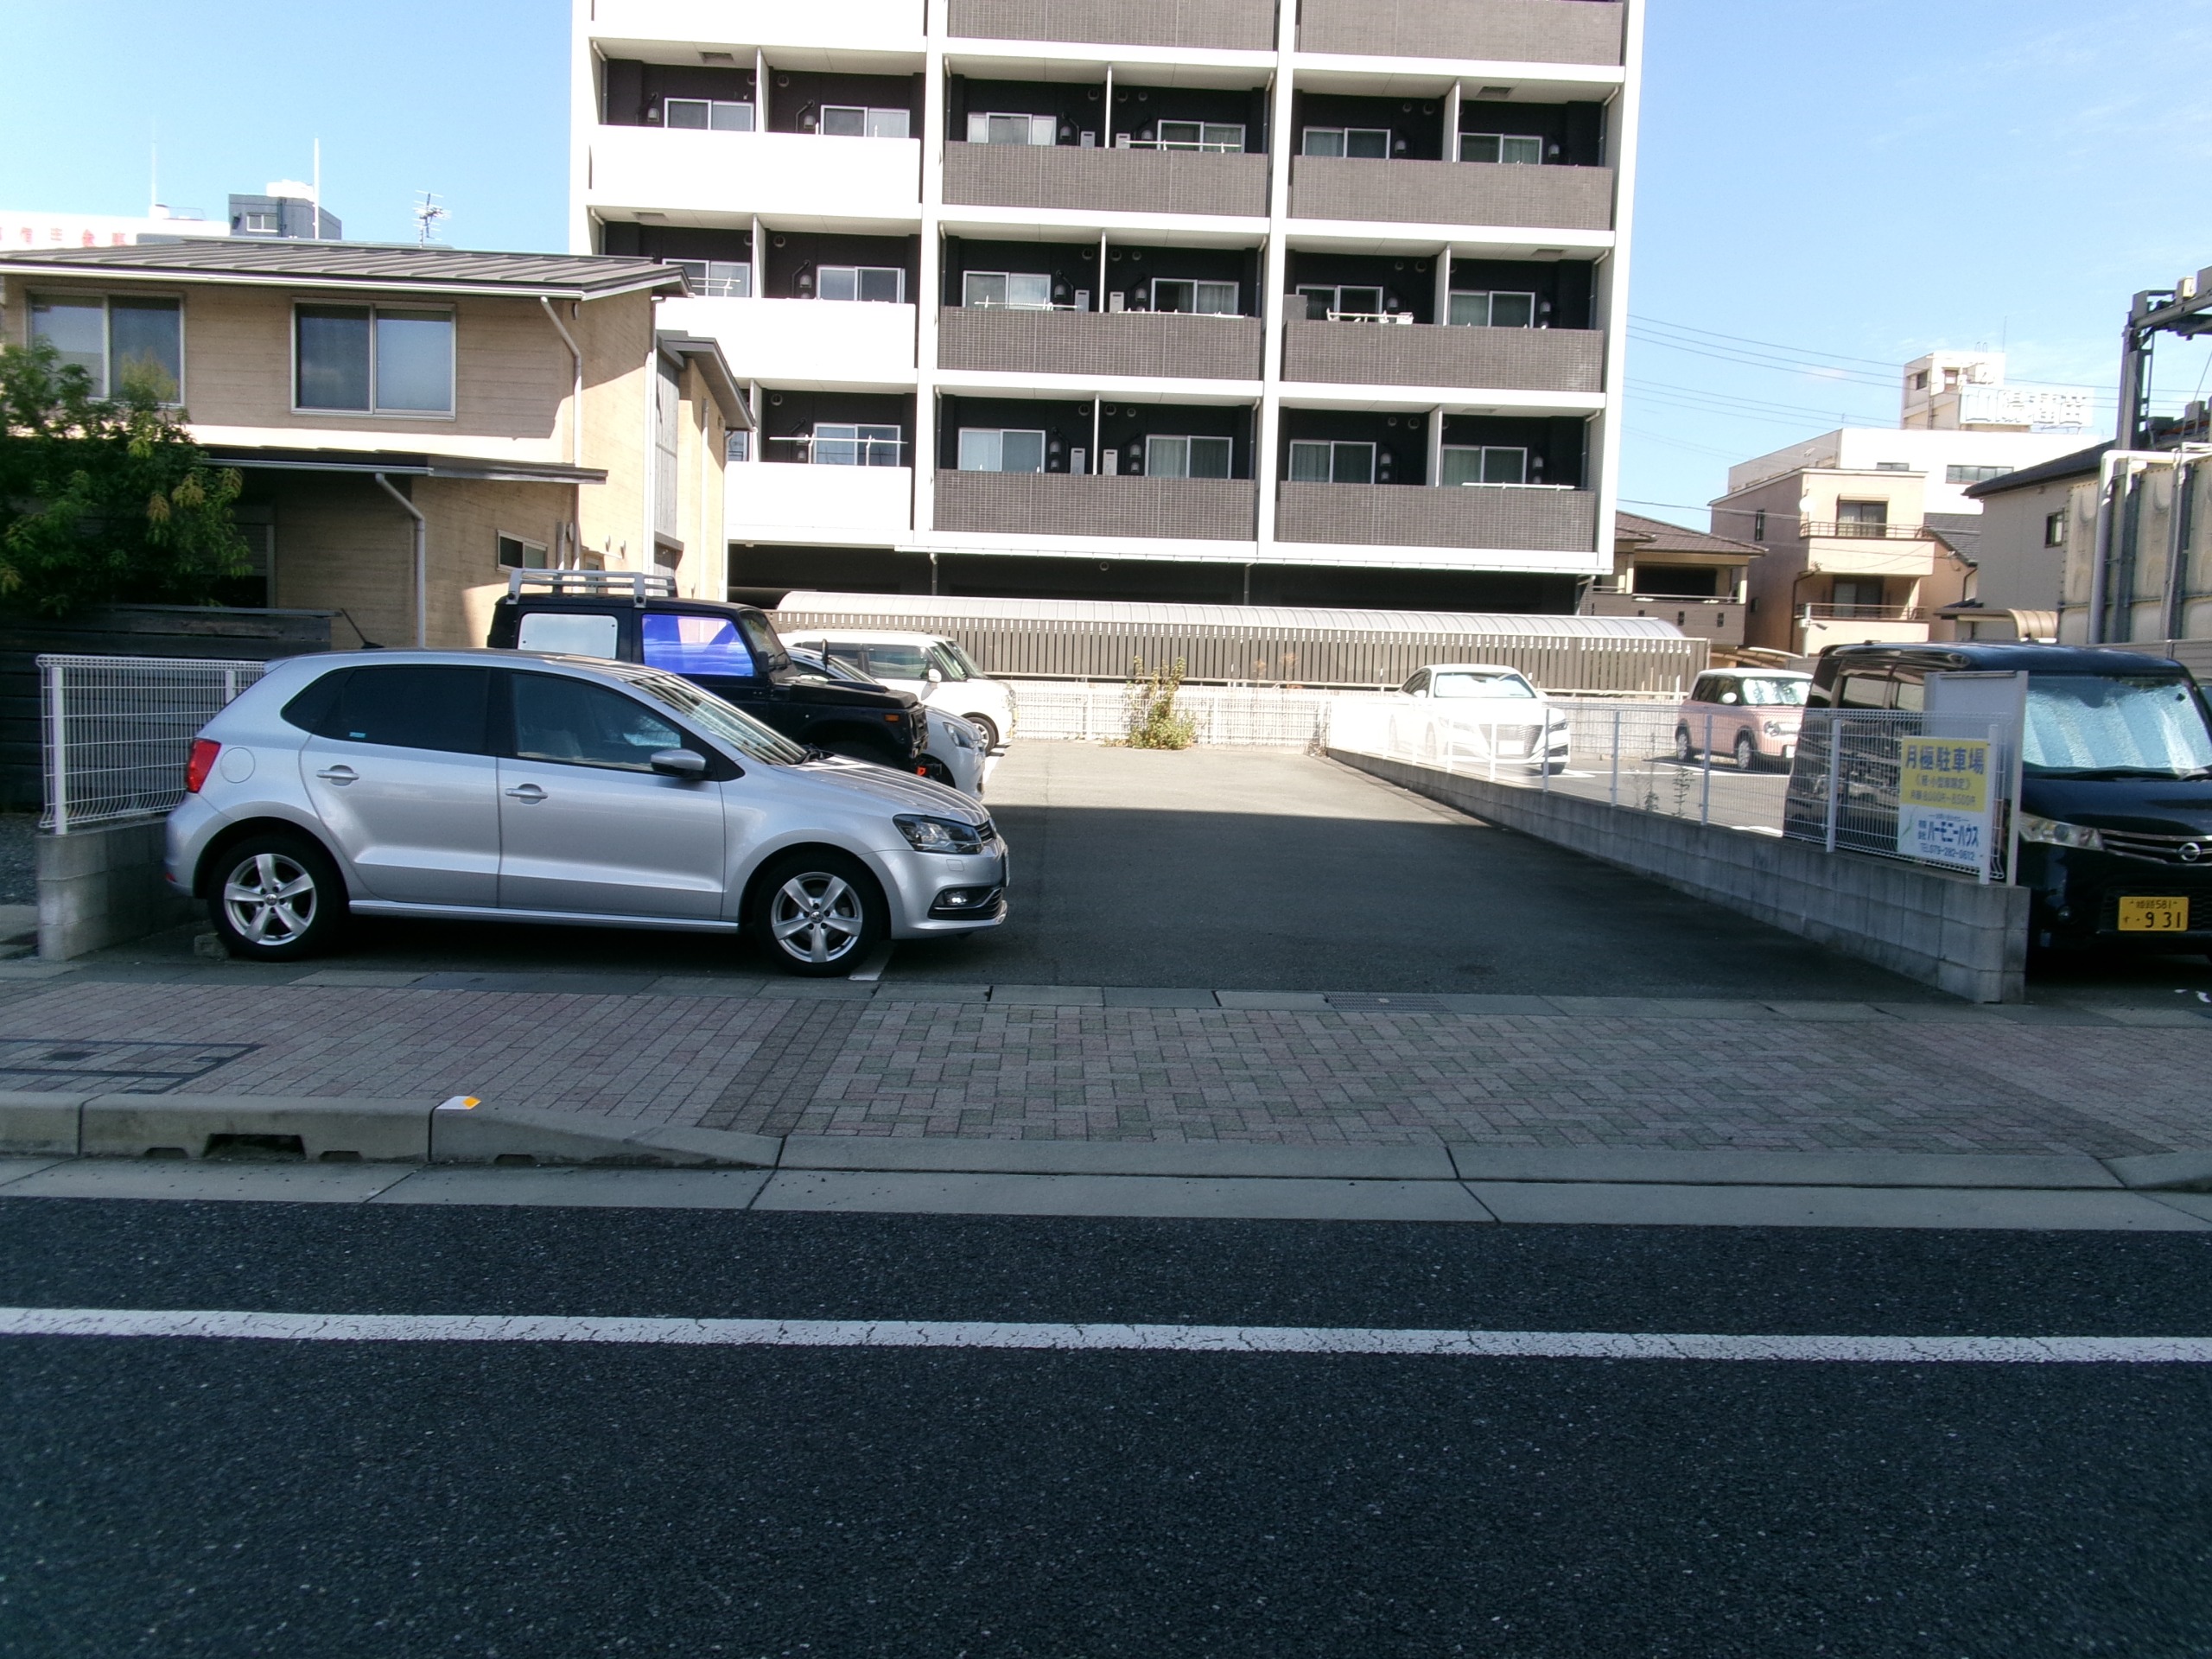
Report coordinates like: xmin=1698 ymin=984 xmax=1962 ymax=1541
xmin=41 ymin=655 xmax=267 ymax=833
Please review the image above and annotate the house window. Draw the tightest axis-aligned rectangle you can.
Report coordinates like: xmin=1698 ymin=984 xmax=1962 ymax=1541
xmin=2044 ymin=511 xmax=2066 ymax=547
xmin=1830 ymin=578 xmax=1885 ymax=613
xmin=1447 ymin=290 xmax=1536 ymax=328
xmin=1834 ymin=499 xmax=1890 ymax=535
xmin=240 ymin=210 xmax=279 ymax=233
xmin=1145 ymin=435 xmax=1232 ymax=479
xmin=1150 ymin=279 xmax=1239 ymax=315
xmin=1288 ymin=441 xmax=1375 ymax=484
xmin=963 ymin=271 xmax=1052 ymax=309
xmin=296 ymin=304 xmax=454 ymax=414
xmin=817 ymin=266 xmax=905 ymax=303
xmin=29 ymin=293 xmax=182 ymax=400
xmin=957 ymin=429 xmax=1046 ymax=473
xmin=1440 ymin=445 xmax=1529 ymax=486
xmin=968 ymin=112 xmax=1056 ymax=146
xmin=1875 ymin=461 xmax=1910 ymax=472
xmin=497 ymin=533 xmax=550 ymax=569
xmin=1155 ymin=120 xmax=1243 ymax=152
xmin=1460 ymin=132 xmax=1543 ymax=165
xmin=664 ymin=98 xmax=754 ymax=130
xmin=1301 ymin=127 xmax=1389 ymax=159
xmin=1947 ymin=463 xmax=2013 ymax=484
xmin=1751 ymin=510 xmax=1766 ymax=541
xmin=667 ymin=258 xmax=751 ymax=298
xmin=813 ymin=423 xmax=902 ymax=467
xmin=818 ymin=105 xmax=910 ymax=138
xmin=1297 ymin=284 xmax=1386 ymax=321
xmin=727 ymin=430 xmax=750 ymax=462
xmin=1911 ymin=370 xmax=1930 ymax=391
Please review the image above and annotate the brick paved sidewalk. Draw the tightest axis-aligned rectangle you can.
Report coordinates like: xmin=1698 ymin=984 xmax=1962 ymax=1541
xmin=0 ymin=966 xmax=2207 ymax=1159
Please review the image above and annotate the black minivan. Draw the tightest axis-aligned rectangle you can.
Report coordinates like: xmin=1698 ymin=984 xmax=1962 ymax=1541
xmin=1787 ymin=642 xmax=2212 ymax=956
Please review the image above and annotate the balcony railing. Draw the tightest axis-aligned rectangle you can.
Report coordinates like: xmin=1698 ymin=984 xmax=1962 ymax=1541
xmin=1799 ymin=520 xmax=1934 ymax=541
xmin=1281 ymin=317 xmax=1603 ymax=392
xmin=1298 ymin=0 xmax=1627 ymax=64
xmin=1797 ymin=603 xmax=1925 ymax=623
xmin=1274 ymin=482 xmax=1597 ymax=552
xmin=1288 ymin=156 xmax=1615 ymax=230
xmin=948 ymin=0 xmax=1276 ymax=50
xmin=935 ymin=472 xmax=1257 ymax=541
xmin=938 ymin=307 xmax=1263 ymax=380
xmin=944 ymin=143 xmax=1268 ymax=217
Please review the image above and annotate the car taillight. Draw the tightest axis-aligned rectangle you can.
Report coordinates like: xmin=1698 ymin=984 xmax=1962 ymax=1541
xmin=185 ymin=740 xmax=220 ymax=793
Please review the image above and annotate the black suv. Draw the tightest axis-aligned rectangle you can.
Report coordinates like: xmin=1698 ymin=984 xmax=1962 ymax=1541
xmin=486 ymin=575 xmax=925 ymax=771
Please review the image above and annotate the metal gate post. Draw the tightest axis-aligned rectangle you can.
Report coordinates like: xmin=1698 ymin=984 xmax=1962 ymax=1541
xmin=47 ymin=659 xmax=67 ymax=836
xmin=1609 ymin=707 xmax=1621 ymax=807
xmin=1700 ymin=713 xmax=1713 ymax=827
xmin=1823 ymin=715 xmax=1841 ymax=854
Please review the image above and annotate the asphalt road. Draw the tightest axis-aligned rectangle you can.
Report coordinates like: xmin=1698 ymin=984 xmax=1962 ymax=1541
xmin=2 ymin=1196 xmax=2209 ymax=1656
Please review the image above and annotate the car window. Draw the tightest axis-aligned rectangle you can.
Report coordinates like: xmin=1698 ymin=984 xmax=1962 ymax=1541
xmin=1433 ymin=671 xmax=1537 ymax=700
xmin=1740 ymin=677 xmax=1808 ymax=707
xmin=925 ymin=644 xmax=969 ymax=682
xmin=1704 ymin=677 xmax=1739 ymax=703
xmin=621 ymin=668 xmax=810 ymax=766
xmin=1688 ymin=675 xmax=1717 ymax=702
xmin=865 ymin=645 xmax=931 ymax=678
xmin=641 ymin=613 xmax=755 ymax=677
xmin=1402 ymin=671 xmax=1428 ymax=694
xmin=1891 ymin=676 xmax=1926 ymax=713
xmin=738 ymin=613 xmax=788 ymax=671
xmin=510 ymin=673 xmax=688 ymax=771
xmin=517 ymin=611 xmax=620 ymax=659
xmin=1836 ymin=673 xmax=1891 ymax=710
xmin=314 ymin=665 xmax=490 ymax=753
xmin=822 ymin=642 xmax=869 ymax=674
xmin=943 ymin=640 xmax=986 ymax=677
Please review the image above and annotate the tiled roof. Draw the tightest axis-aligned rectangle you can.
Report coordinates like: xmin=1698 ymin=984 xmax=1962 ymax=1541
xmin=1615 ymin=511 xmax=1763 ymax=557
xmin=0 ymin=241 xmax=682 ymax=298
xmin=1961 ymin=442 xmax=2107 ymax=499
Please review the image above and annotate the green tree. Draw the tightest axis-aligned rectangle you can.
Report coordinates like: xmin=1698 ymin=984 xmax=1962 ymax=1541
xmin=0 ymin=337 xmax=251 ymax=617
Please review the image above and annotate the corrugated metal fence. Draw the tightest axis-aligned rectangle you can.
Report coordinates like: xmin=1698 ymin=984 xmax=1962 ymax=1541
xmin=777 ymin=607 xmax=1705 ymax=695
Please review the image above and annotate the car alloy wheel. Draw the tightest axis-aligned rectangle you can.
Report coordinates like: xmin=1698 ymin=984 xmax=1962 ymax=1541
xmin=225 ymin=851 xmax=319 ymax=946
xmin=1675 ymin=726 xmax=1695 ymax=764
xmin=1735 ymin=731 xmax=1758 ymax=771
xmin=770 ymin=871 xmax=868 ymax=968
xmin=963 ymin=715 xmax=1000 ymax=752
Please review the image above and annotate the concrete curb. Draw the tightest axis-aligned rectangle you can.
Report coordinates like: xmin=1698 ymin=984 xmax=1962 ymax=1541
xmin=429 ymin=1103 xmax=780 ymax=1169
xmin=1450 ymin=1147 xmax=2125 ymax=1190
xmin=83 ymin=1096 xmax=430 ymax=1162
xmin=2102 ymin=1152 xmax=2212 ymax=1192
xmin=779 ymin=1136 xmax=1458 ymax=1181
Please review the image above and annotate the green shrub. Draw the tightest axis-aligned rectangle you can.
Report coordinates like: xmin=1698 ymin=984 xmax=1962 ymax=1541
xmin=1122 ymin=657 xmax=1199 ymax=750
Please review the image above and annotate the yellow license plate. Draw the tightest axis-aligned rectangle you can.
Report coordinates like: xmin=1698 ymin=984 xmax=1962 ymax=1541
xmin=2119 ymin=896 xmax=2191 ymax=932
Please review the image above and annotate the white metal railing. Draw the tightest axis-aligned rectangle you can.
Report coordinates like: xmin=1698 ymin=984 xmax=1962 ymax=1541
xmin=1324 ymin=699 xmax=2018 ymax=882
xmin=41 ymin=655 xmax=267 ymax=834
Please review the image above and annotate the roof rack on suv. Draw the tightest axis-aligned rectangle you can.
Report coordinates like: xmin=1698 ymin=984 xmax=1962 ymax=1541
xmin=506 ymin=570 xmax=677 ymax=601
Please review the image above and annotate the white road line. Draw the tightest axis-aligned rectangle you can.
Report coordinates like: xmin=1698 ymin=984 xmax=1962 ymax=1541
xmin=1 ymin=1307 xmax=2208 ymax=1363
xmin=849 ymin=944 xmax=894 ymax=982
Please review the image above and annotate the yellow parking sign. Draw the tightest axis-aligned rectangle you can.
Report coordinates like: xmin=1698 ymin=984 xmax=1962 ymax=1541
xmin=1897 ymin=738 xmax=1993 ymax=872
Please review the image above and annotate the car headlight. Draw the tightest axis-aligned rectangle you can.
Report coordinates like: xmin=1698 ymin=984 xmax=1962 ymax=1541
xmin=896 ymin=813 xmax=986 ymax=855
xmin=947 ymin=721 xmax=977 ymax=750
xmin=2018 ymin=814 xmax=2104 ymax=850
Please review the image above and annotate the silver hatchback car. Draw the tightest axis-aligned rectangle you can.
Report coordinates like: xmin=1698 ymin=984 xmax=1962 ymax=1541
xmin=166 ymin=650 xmax=1009 ymax=975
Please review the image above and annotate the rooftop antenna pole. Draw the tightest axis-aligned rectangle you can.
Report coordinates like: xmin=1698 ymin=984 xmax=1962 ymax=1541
xmin=149 ymin=121 xmax=157 ymax=215
xmin=413 ymin=190 xmax=446 ymax=247
xmin=312 ymin=138 xmax=321 ymax=239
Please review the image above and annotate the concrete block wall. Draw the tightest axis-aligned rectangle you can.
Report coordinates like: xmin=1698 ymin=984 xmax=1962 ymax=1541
xmin=1332 ymin=751 xmax=2031 ymax=1002
xmin=38 ymin=820 xmax=196 ymax=961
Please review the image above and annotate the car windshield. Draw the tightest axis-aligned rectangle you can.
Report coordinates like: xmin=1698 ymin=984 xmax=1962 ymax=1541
xmin=926 ymin=644 xmax=969 ymax=682
xmin=2022 ymin=674 xmax=2212 ymax=777
xmin=1740 ymin=677 xmax=1809 ymax=707
xmin=1432 ymin=671 xmax=1536 ymax=700
xmin=623 ymin=669 xmax=810 ymax=766
xmin=789 ymin=650 xmax=877 ymax=687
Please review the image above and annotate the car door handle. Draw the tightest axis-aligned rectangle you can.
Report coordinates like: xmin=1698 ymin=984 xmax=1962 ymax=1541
xmin=505 ymin=784 xmax=547 ymax=804
xmin=315 ymin=766 xmax=357 ymax=785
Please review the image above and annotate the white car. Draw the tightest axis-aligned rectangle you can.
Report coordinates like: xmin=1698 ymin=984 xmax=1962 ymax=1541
xmin=788 ymin=649 xmax=987 ymax=798
xmin=1389 ymin=664 xmax=1571 ymax=771
xmin=778 ymin=629 xmax=1015 ymax=753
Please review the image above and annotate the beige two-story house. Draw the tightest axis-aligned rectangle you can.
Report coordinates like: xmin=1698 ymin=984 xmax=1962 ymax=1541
xmin=0 ymin=241 xmax=747 ymax=647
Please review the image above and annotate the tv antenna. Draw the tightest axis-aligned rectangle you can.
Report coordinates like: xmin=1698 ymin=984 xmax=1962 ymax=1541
xmin=413 ymin=191 xmax=447 ymax=246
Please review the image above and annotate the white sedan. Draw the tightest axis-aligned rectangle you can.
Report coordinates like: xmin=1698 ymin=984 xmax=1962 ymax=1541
xmin=788 ymin=649 xmax=988 ymax=798
xmin=1389 ymin=664 xmax=1571 ymax=772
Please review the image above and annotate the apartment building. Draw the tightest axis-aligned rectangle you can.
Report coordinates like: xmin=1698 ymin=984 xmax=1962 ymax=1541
xmin=0 ymin=241 xmax=745 ymax=647
xmin=1713 ymin=355 xmax=2089 ymax=656
xmin=571 ymin=0 xmax=1642 ymax=611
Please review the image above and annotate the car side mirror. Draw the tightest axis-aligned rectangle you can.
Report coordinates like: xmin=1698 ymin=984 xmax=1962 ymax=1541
xmin=927 ymin=667 xmax=944 ymax=683
xmin=650 ymin=748 xmax=709 ymax=779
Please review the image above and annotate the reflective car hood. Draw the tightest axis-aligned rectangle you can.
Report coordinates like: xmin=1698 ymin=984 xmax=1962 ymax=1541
xmin=2023 ymin=775 xmax=2212 ymax=836
xmin=775 ymin=757 xmax=985 ymax=819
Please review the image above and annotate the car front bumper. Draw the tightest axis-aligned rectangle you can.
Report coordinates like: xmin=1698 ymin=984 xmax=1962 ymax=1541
xmin=876 ymin=837 xmax=1011 ymax=939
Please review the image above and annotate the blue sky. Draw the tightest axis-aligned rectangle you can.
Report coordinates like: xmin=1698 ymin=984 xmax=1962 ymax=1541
xmin=3 ymin=0 xmax=2206 ymax=529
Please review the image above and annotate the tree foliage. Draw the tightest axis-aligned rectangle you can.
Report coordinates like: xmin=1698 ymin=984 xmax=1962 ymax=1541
xmin=0 ymin=337 xmax=251 ymax=617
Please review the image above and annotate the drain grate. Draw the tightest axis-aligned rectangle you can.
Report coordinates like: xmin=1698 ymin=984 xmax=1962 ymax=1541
xmin=0 ymin=1039 xmax=258 ymax=1095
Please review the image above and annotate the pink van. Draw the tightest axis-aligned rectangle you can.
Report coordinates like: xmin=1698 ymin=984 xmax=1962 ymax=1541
xmin=1675 ymin=670 xmax=1812 ymax=770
